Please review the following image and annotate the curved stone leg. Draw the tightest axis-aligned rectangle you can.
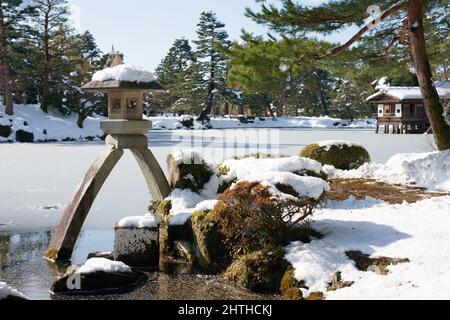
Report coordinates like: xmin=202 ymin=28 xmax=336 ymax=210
xmin=45 ymin=146 xmax=124 ymax=262
xmin=131 ymin=148 xmax=170 ymax=201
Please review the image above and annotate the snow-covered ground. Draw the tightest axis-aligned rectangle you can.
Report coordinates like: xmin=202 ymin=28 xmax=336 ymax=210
xmin=149 ymin=114 xmax=375 ymax=130
xmin=1 ymin=104 xmax=375 ymax=143
xmin=0 ymin=104 xmax=104 ymax=143
xmin=326 ymin=150 xmax=450 ymax=192
xmin=287 ymin=196 xmax=450 ymax=300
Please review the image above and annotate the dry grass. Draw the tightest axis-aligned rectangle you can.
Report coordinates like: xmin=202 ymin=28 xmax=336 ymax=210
xmin=326 ymin=179 xmax=449 ymax=204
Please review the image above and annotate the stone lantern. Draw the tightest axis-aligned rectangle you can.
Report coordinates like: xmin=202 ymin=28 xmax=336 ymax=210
xmin=46 ymin=52 xmax=170 ymax=262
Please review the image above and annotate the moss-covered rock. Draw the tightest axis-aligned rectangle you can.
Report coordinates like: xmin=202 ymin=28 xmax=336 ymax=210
xmin=191 ymin=210 xmax=227 ymax=272
xmin=300 ymin=142 xmax=370 ymax=170
xmin=15 ymin=129 xmax=34 ymax=143
xmin=167 ymin=153 xmax=214 ymax=193
xmin=223 ymin=247 xmax=290 ymax=294
xmin=0 ymin=124 xmax=12 ymax=138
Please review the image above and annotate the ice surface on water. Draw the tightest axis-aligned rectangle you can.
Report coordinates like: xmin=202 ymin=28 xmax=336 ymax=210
xmin=0 ymin=129 xmax=434 ymax=232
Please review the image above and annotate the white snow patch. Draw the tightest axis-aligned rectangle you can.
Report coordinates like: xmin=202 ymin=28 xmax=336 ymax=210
xmin=0 ymin=282 xmax=28 ymax=300
xmin=222 ymin=156 xmax=324 ymax=183
xmin=328 ymin=151 xmax=450 ymax=192
xmin=76 ymin=258 xmax=132 ymax=274
xmin=237 ymin=172 xmax=330 ymax=200
xmin=0 ymin=104 xmax=104 ymax=143
xmin=92 ymin=64 xmax=155 ymax=83
xmin=285 ymin=196 xmax=450 ymax=300
xmin=116 ymin=215 xmax=159 ymax=229
xmin=317 ymin=140 xmax=363 ymax=151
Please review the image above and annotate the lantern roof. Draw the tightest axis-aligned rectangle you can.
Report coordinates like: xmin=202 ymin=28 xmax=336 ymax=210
xmin=82 ymin=51 xmax=165 ymax=92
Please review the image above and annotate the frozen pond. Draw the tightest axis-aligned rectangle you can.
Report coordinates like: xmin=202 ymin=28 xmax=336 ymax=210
xmin=0 ymin=128 xmax=435 ymax=299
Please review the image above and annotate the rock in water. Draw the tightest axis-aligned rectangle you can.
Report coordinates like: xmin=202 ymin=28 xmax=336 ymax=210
xmin=114 ymin=215 xmax=160 ymax=268
xmin=51 ymin=271 xmax=148 ymax=296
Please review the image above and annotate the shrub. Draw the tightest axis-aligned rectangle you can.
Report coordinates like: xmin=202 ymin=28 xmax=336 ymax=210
xmin=223 ymin=247 xmax=290 ymax=293
xmin=211 ymin=181 xmax=320 ymax=259
xmin=15 ymin=130 xmax=34 ymax=143
xmin=300 ymin=142 xmax=370 ymax=170
xmin=0 ymin=124 xmax=12 ymax=138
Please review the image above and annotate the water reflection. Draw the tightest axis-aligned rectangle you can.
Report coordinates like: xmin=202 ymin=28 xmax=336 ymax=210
xmin=0 ymin=230 xmax=275 ymax=300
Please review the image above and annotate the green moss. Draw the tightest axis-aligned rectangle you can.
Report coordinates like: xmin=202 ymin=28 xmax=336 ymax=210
xmin=158 ymin=199 xmax=172 ymax=216
xmin=223 ymin=247 xmax=290 ymax=294
xmin=168 ymin=154 xmax=213 ymax=193
xmin=283 ymin=287 xmax=304 ymax=300
xmin=45 ymin=248 xmax=59 ymax=261
xmin=306 ymin=292 xmax=326 ymax=300
xmin=192 ymin=210 xmax=227 ymax=272
xmin=300 ymin=143 xmax=371 ymax=170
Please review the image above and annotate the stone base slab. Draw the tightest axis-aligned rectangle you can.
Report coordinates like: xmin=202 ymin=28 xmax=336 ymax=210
xmin=106 ymin=134 xmax=148 ymax=149
xmin=101 ymin=120 xmax=152 ymax=135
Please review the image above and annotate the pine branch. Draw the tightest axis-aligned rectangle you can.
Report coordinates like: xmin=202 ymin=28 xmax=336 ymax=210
xmin=316 ymin=1 xmax=408 ymax=59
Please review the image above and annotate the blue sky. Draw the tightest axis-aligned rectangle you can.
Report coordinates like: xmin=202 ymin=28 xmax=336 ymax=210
xmin=68 ymin=0 xmax=357 ymax=71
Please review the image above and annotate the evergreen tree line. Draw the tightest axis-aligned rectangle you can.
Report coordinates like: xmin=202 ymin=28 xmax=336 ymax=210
xmin=0 ymin=0 xmax=107 ymax=127
xmin=155 ymin=5 xmax=448 ymax=121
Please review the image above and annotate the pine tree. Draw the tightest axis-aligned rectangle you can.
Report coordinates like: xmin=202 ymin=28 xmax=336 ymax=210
xmin=31 ymin=0 xmax=74 ymax=113
xmin=155 ymin=38 xmax=201 ymax=114
xmin=194 ymin=11 xmax=231 ymax=122
xmin=247 ymin=0 xmax=450 ymax=150
xmin=64 ymin=32 xmax=105 ymax=128
xmin=0 ymin=0 xmax=36 ymax=115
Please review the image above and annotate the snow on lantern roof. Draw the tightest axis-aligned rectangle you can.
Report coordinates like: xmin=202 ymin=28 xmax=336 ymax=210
xmin=82 ymin=64 xmax=164 ymax=91
xmin=92 ymin=64 xmax=155 ymax=83
xmin=366 ymin=81 xmax=450 ymax=102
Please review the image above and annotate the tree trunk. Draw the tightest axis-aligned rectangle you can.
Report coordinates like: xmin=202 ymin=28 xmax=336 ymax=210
xmin=3 ymin=64 xmax=13 ymax=115
xmin=408 ymin=0 xmax=450 ymax=150
xmin=41 ymin=11 xmax=50 ymax=113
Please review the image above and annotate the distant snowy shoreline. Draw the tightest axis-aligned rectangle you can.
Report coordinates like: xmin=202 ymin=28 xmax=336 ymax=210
xmin=1 ymin=105 xmax=375 ymax=143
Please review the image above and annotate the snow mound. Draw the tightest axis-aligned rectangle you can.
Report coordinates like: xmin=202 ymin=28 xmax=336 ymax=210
xmin=286 ymin=196 xmax=450 ymax=299
xmin=92 ymin=64 xmax=155 ymax=83
xmin=221 ymin=156 xmax=324 ymax=183
xmin=237 ymin=172 xmax=330 ymax=200
xmin=328 ymin=151 xmax=450 ymax=192
xmin=76 ymin=258 xmax=132 ymax=274
xmin=116 ymin=215 xmax=159 ymax=229
xmin=0 ymin=282 xmax=28 ymax=300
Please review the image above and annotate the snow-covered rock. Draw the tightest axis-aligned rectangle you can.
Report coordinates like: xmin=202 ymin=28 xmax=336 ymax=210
xmin=92 ymin=64 xmax=155 ymax=83
xmin=76 ymin=258 xmax=132 ymax=274
xmin=0 ymin=282 xmax=28 ymax=300
xmin=116 ymin=215 xmax=159 ymax=229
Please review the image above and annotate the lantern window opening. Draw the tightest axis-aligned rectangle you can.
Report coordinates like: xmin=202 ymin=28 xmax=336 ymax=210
xmin=113 ymin=98 xmax=122 ymax=113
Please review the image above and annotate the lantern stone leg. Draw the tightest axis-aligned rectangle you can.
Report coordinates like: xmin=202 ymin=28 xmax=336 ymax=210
xmin=45 ymin=145 xmax=124 ymax=262
xmin=131 ymin=148 xmax=170 ymax=200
